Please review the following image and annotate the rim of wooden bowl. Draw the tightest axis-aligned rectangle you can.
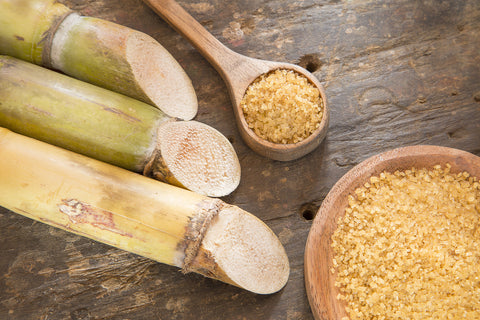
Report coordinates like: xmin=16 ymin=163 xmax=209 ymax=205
xmin=304 ymin=145 xmax=480 ymax=320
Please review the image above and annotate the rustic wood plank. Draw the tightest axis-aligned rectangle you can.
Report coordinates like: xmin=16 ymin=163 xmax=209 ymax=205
xmin=1 ymin=0 xmax=479 ymax=319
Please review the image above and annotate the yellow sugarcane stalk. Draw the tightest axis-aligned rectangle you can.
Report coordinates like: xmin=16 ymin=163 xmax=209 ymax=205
xmin=0 ymin=55 xmax=240 ymax=197
xmin=0 ymin=0 xmax=197 ymax=120
xmin=0 ymin=127 xmax=289 ymax=294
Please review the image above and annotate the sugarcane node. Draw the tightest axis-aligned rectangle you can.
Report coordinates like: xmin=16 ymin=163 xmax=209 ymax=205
xmin=186 ymin=247 xmax=240 ymax=290
xmin=181 ymin=198 xmax=223 ymax=273
xmin=143 ymin=145 xmax=185 ymax=189
xmin=143 ymin=149 xmax=166 ymax=178
xmin=40 ymin=10 xmax=74 ymax=68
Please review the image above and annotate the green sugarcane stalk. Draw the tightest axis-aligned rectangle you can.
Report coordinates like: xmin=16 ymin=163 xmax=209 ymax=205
xmin=0 ymin=0 xmax=197 ymax=120
xmin=0 ymin=55 xmax=240 ymax=197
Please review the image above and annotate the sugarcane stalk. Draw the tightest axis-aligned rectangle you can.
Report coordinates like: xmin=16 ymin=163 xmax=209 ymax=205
xmin=0 ymin=55 xmax=240 ymax=197
xmin=0 ymin=127 xmax=289 ymax=294
xmin=0 ymin=0 xmax=197 ymax=120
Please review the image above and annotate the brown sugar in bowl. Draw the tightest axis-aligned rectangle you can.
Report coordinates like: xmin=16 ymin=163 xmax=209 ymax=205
xmin=304 ymin=145 xmax=480 ymax=320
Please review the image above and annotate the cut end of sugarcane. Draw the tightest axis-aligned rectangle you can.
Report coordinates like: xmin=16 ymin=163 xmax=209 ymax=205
xmin=127 ymin=32 xmax=198 ymax=120
xmin=50 ymin=13 xmax=197 ymax=120
xmin=156 ymin=121 xmax=241 ymax=197
xmin=195 ymin=205 xmax=290 ymax=294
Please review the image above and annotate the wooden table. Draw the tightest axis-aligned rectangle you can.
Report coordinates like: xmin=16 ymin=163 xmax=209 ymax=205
xmin=1 ymin=0 xmax=479 ymax=319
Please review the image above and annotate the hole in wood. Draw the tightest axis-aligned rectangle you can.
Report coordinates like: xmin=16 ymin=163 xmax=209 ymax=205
xmin=300 ymin=202 xmax=319 ymax=220
xmin=474 ymin=92 xmax=480 ymax=102
xmin=298 ymin=54 xmax=323 ymax=73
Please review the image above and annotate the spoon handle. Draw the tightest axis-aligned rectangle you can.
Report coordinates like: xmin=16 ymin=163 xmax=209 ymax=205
xmin=144 ymin=0 xmax=241 ymax=79
xmin=143 ymin=0 xmax=330 ymax=162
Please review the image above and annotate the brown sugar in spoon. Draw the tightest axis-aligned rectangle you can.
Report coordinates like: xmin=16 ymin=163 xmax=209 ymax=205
xmin=144 ymin=0 xmax=329 ymax=161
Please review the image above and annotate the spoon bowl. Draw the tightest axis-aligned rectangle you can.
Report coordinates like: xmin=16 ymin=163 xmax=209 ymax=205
xmin=144 ymin=0 xmax=329 ymax=161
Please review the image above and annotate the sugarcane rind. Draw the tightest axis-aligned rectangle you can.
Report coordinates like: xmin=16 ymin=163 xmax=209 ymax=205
xmin=58 ymin=198 xmax=133 ymax=237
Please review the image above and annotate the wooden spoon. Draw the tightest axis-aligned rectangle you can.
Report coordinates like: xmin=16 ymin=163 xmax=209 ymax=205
xmin=143 ymin=0 xmax=329 ymax=161
xmin=304 ymin=145 xmax=480 ymax=319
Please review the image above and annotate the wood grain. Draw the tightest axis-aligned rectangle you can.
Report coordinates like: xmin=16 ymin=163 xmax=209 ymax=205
xmin=0 ymin=0 xmax=479 ymax=319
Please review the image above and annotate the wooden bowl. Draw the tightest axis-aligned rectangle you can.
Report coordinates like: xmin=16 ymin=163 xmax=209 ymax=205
xmin=304 ymin=145 xmax=480 ymax=320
